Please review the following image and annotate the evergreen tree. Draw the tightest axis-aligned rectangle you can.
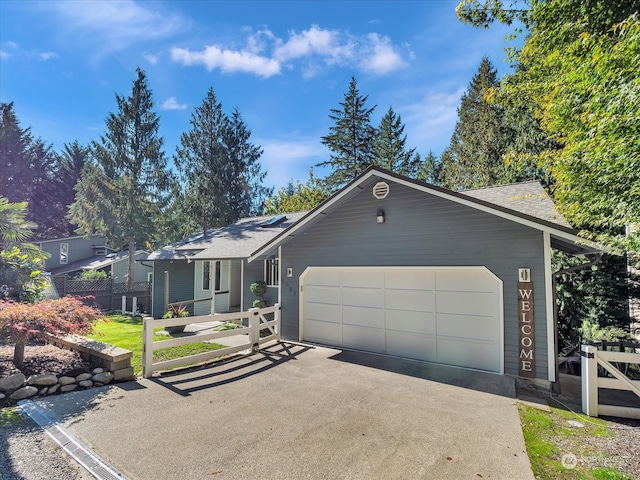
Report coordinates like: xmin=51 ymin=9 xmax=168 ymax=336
xmin=175 ymin=88 xmax=271 ymax=235
xmin=0 ymin=102 xmax=33 ymax=204
xmin=265 ymin=168 xmax=329 ymax=214
xmin=373 ymin=106 xmax=417 ymax=176
xmin=319 ymin=77 xmax=377 ymax=191
xmin=56 ymin=141 xmax=89 ymax=236
xmin=440 ymin=57 xmax=509 ymax=190
xmin=416 ymin=150 xmax=442 ymax=186
xmin=69 ymin=68 xmax=171 ymax=288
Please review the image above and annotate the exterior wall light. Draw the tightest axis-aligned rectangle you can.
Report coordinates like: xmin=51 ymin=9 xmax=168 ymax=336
xmin=377 ymin=210 xmax=385 ymax=224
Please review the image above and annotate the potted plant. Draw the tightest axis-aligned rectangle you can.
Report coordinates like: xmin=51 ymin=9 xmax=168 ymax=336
xmin=163 ymin=304 xmax=189 ymax=334
xmin=250 ymin=281 xmax=268 ymax=308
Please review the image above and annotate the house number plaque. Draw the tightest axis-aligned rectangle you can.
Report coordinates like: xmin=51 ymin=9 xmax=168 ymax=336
xmin=518 ymin=281 xmax=536 ymax=378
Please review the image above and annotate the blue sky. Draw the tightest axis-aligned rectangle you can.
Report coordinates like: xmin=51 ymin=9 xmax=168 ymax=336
xmin=0 ymin=0 xmax=518 ymax=191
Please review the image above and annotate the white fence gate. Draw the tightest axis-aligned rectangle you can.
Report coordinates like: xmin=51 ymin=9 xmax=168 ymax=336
xmin=581 ymin=344 xmax=640 ymax=419
xmin=142 ymin=304 xmax=280 ymax=378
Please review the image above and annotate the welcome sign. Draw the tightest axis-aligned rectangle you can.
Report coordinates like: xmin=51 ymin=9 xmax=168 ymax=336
xmin=518 ymin=281 xmax=535 ymax=378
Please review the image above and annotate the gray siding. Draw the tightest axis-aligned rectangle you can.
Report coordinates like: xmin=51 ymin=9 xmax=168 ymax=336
xmin=151 ymin=260 xmax=195 ymax=318
xmin=111 ymin=255 xmax=152 ymax=283
xmin=40 ymin=235 xmax=105 ymax=270
xmin=229 ymin=260 xmax=242 ymax=308
xmin=275 ymin=179 xmax=549 ymax=379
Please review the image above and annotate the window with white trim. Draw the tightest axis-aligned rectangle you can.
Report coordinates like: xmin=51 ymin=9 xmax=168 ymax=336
xmin=214 ymin=261 xmax=221 ymax=291
xmin=264 ymin=257 xmax=278 ymax=286
xmin=59 ymin=243 xmax=68 ymax=265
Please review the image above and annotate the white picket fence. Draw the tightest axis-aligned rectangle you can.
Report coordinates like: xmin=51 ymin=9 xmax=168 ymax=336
xmin=142 ymin=304 xmax=280 ymax=378
xmin=581 ymin=345 xmax=640 ymax=419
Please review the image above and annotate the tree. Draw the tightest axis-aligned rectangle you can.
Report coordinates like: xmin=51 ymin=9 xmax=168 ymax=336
xmin=175 ymin=88 xmax=272 ymax=235
xmin=265 ymin=169 xmax=330 ymax=214
xmin=69 ymin=68 xmax=171 ymax=289
xmin=439 ymin=57 xmax=510 ymax=190
xmin=372 ymin=106 xmax=417 ymax=176
xmin=0 ymin=297 xmax=101 ymax=367
xmin=457 ymin=0 xmax=640 ymax=252
xmin=319 ymin=77 xmax=377 ymax=191
xmin=0 ymin=102 xmax=32 ymax=205
xmin=56 ymin=141 xmax=89 ymax=236
xmin=416 ymin=151 xmax=442 ymax=186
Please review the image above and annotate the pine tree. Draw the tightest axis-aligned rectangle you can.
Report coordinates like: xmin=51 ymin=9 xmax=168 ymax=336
xmin=265 ymin=168 xmax=329 ymax=214
xmin=69 ymin=68 xmax=170 ymax=288
xmin=440 ymin=57 xmax=509 ymax=190
xmin=373 ymin=106 xmax=417 ymax=177
xmin=175 ymin=89 xmax=271 ymax=235
xmin=319 ymin=77 xmax=377 ymax=191
xmin=56 ymin=141 xmax=88 ymax=236
xmin=0 ymin=102 xmax=33 ymax=204
xmin=416 ymin=150 xmax=442 ymax=185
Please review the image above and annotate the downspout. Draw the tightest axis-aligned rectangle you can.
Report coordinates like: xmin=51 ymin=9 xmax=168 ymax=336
xmin=551 ymin=253 xmax=602 ymax=394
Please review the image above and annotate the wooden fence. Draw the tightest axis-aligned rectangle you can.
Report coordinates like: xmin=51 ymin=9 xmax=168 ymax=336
xmin=142 ymin=304 xmax=280 ymax=378
xmin=52 ymin=277 xmax=151 ymax=313
xmin=582 ymin=343 xmax=640 ymax=419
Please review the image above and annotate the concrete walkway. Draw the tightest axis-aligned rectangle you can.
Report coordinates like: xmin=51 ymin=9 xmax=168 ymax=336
xmin=28 ymin=342 xmax=534 ymax=480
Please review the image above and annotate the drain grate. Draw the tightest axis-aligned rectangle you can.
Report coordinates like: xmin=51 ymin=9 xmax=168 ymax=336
xmin=17 ymin=400 xmax=129 ymax=480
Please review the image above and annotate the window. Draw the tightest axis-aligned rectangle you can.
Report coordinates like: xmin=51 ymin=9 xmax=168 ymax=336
xmin=60 ymin=243 xmax=68 ymax=265
xmin=203 ymin=261 xmax=211 ymax=290
xmin=264 ymin=257 xmax=279 ymax=286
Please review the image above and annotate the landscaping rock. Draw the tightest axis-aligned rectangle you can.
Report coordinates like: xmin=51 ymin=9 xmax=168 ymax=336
xmin=0 ymin=372 xmax=26 ymax=392
xmin=94 ymin=382 xmax=104 ymax=387
xmin=58 ymin=376 xmax=76 ymax=386
xmin=47 ymin=384 xmax=60 ymax=395
xmin=92 ymin=372 xmax=114 ymax=384
xmin=27 ymin=374 xmax=58 ymax=386
xmin=0 ymin=393 xmax=4 ymax=400
xmin=75 ymin=373 xmax=92 ymax=382
xmin=39 ymin=387 xmax=48 ymax=395
xmin=79 ymin=380 xmax=93 ymax=388
xmin=10 ymin=386 xmax=38 ymax=400
xmin=92 ymin=367 xmax=104 ymax=374
xmin=60 ymin=384 xmax=78 ymax=393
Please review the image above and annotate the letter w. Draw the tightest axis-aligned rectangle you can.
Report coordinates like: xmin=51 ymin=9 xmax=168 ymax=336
xmin=519 ymin=289 xmax=532 ymax=299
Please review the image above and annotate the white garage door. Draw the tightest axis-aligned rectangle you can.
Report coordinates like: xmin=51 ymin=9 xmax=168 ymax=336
xmin=300 ymin=267 xmax=503 ymax=373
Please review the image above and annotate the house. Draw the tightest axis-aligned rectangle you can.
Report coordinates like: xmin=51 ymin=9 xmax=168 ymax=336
xmin=144 ymin=212 xmax=308 ymax=318
xmin=35 ymin=235 xmax=152 ymax=283
xmin=150 ymin=166 xmax=599 ymax=387
xmin=34 ymin=234 xmax=107 ymax=272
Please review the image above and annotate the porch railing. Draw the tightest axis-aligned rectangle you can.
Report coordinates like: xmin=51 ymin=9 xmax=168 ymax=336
xmin=142 ymin=304 xmax=280 ymax=378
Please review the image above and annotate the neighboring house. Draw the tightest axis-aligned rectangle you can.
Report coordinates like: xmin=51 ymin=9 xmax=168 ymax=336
xmin=48 ymin=250 xmax=152 ymax=283
xmin=149 ymin=166 xmax=599 ymax=387
xmin=35 ymin=235 xmax=151 ymax=283
xmin=144 ymin=212 xmax=308 ymax=318
xmin=34 ymin=234 xmax=107 ymax=272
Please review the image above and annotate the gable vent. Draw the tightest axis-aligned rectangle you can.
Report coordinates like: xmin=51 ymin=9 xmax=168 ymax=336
xmin=373 ymin=182 xmax=389 ymax=199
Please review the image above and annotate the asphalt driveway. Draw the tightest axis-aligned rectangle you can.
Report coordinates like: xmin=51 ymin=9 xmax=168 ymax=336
xmin=26 ymin=341 xmax=534 ymax=480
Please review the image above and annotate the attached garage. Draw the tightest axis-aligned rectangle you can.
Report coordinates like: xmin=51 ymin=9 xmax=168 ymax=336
xmin=300 ymin=266 xmax=504 ymax=374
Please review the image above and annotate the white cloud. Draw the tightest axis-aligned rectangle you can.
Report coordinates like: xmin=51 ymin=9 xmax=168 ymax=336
xmin=143 ymin=52 xmax=159 ymax=65
xmin=171 ymin=45 xmax=281 ymax=78
xmin=38 ymin=51 xmax=58 ymax=61
xmin=171 ymin=24 xmax=407 ymax=78
xmin=258 ymin=137 xmax=328 ymax=189
xmin=46 ymin=0 xmax=188 ymax=57
xmin=0 ymin=50 xmax=10 ymax=60
xmin=401 ymin=88 xmax=465 ymax=155
xmin=161 ymin=97 xmax=188 ymax=110
xmin=359 ymin=34 xmax=407 ymax=74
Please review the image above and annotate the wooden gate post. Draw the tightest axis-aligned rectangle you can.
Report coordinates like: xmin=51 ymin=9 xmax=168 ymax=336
xmin=582 ymin=345 xmax=598 ymax=417
xmin=249 ymin=308 xmax=260 ymax=353
xmin=164 ymin=271 xmax=169 ymax=314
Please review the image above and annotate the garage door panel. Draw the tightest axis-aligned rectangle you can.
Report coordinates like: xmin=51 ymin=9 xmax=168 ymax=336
xmin=343 ymin=325 xmax=385 ymax=352
xmin=342 ymin=270 xmax=384 ymax=288
xmin=385 ymin=289 xmax=434 ymax=312
xmin=386 ymin=331 xmax=436 ymax=362
xmin=302 ymin=266 xmax=502 ymax=374
xmin=307 ymin=269 xmax=342 ymax=286
xmin=343 ymin=306 xmax=384 ymax=328
xmin=436 ymin=314 xmax=496 ymax=342
xmin=304 ymin=320 xmax=342 ymax=344
xmin=305 ymin=302 xmax=342 ymax=324
xmin=342 ymin=287 xmax=384 ymax=309
xmin=385 ymin=270 xmax=435 ymax=290
xmin=304 ymin=285 xmax=342 ymax=305
xmin=436 ymin=337 xmax=498 ymax=372
xmin=436 ymin=269 xmax=496 ymax=293
xmin=436 ymin=292 xmax=498 ymax=317
xmin=386 ymin=310 xmax=435 ymax=335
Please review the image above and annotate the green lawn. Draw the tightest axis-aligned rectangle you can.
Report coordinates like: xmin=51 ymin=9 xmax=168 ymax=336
xmin=86 ymin=314 xmax=223 ymax=374
xmin=519 ymin=404 xmax=632 ymax=480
